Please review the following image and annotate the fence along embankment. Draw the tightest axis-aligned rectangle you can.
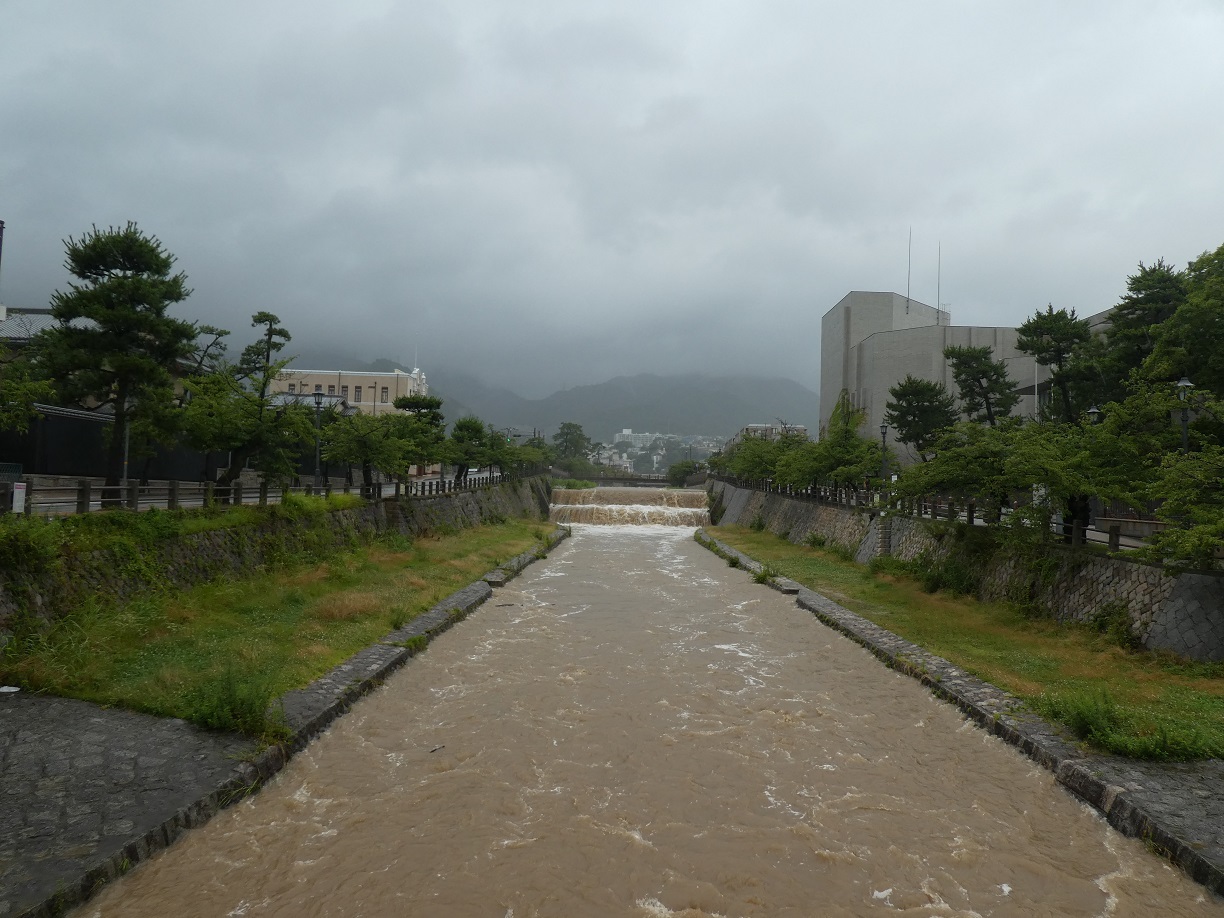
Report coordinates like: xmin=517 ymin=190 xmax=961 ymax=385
xmin=709 ymin=478 xmax=1224 ymax=662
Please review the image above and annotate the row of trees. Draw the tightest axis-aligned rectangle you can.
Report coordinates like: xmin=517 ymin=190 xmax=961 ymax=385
xmin=713 ymin=241 xmax=1224 ymax=569
xmin=1 ymin=223 xmax=575 ymax=491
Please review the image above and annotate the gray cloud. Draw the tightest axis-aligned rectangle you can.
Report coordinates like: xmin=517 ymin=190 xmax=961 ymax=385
xmin=2 ymin=1 xmax=1222 ymax=398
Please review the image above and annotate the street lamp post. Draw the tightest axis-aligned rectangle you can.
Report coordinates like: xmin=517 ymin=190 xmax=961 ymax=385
xmin=1177 ymin=377 xmax=1194 ymax=454
xmin=312 ymin=391 xmax=324 ymax=488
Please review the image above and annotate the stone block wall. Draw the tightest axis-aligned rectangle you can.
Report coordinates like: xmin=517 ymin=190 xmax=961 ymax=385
xmin=709 ymin=481 xmax=869 ymax=553
xmin=709 ymin=480 xmax=1224 ymax=662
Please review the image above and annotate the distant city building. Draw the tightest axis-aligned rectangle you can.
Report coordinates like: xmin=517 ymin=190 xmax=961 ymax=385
xmin=725 ymin=423 xmax=808 ymax=449
xmin=613 ymin=428 xmax=660 ymax=448
xmin=820 ymin=291 xmax=1058 ymax=460
xmin=273 ymin=367 xmax=427 ymax=416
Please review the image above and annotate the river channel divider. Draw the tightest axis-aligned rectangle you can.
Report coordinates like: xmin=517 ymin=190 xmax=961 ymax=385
xmin=694 ymin=528 xmax=1224 ymax=899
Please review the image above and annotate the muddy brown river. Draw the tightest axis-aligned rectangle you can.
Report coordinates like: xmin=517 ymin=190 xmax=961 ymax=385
xmin=77 ymin=514 xmax=1220 ymax=916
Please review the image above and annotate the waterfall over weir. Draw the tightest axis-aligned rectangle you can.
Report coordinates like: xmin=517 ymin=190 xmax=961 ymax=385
xmin=550 ymin=486 xmax=710 ymax=526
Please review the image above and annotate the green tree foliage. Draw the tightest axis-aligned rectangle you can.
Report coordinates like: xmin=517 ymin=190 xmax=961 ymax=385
xmin=33 ymin=223 xmax=197 ymax=486
xmin=667 ymin=460 xmax=698 ymax=486
xmin=724 ymin=433 xmax=786 ymax=480
xmin=519 ymin=433 xmax=556 ymax=466
xmin=890 ymin=241 xmax=1224 ymax=567
xmin=0 ymin=351 xmax=55 ymax=433
xmin=181 ymin=313 xmax=313 ymax=485
xmin=322 ymin=412 xmax=411 ymax=491
xmin=1148 ymin=443 xmax=1224 ymax=571
xmin=897 ymin=421 xmax=1017 ymax=522
xmin=552 ymin=421 xmax=594 ymax=460
xmin=1145 ymin=243 xmax=1224 ymax=398
xmin=1098 ymin=258 xmax=1188 ymax=395
xmin=1016 ymin=305 xmax=1093 ymax=422
xmin=883 ymin=375 xmax=958 ymax=462
xmin=392 ymin=394 xmax=448 ymax=470
xmin=446 ymin=415 xmax=491 ymax=483
xmin=944 ymin=345 xmax=1021 ymax=426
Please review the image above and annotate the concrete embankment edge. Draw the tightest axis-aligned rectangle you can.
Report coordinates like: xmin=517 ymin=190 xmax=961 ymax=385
xmin=694 ymin=529 xmax=1224 ymax=898
xmin=16 ymin=526 xmax=570 ymax=918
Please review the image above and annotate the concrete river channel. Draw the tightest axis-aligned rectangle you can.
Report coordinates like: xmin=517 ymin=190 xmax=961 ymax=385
xmin=76 ymin=488 xmax=1219 ymax=916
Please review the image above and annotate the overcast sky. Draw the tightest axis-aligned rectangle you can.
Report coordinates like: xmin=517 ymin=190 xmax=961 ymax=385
xmin=2 ymin=2 xmax=1222 ymax=398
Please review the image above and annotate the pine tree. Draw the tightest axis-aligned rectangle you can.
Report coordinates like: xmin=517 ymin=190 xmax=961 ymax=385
xmin=944 ymin=345 xmax=1021 ymax=426
xmin=34 ymin=223 xmax=197 ymax=489
xmin=884 ymin=375 xmax=958 ymax=461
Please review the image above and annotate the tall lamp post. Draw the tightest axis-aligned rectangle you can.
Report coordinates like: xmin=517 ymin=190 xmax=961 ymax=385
xmin=1177 ymin=377 xmax=1194 ymax=454
xmin=312 ymin=391 xmax=324 ymax=488
xmin=879 ymin=423 xmax=889 ymax=486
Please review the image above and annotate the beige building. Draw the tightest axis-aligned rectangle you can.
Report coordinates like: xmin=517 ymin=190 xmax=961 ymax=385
xmin=273 ymin=367 xmax=428 ymax=416
xmin=819 ymin=291 xmax=1050 ymax=463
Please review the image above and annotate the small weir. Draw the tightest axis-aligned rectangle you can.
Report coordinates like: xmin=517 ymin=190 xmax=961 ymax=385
xmin=550 ymin=486 xmax=709 ymax=526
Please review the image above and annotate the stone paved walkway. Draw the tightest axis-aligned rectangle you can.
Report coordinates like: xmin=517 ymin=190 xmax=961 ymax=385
xmin=0 ymin=695 xmax=256 ymax=918
xmin=697 ymin=530 xmax=1224 ymax=899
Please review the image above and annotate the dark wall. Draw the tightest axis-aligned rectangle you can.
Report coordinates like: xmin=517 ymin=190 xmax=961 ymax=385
xmin=0 ymin=414 xmax=219 ymax=481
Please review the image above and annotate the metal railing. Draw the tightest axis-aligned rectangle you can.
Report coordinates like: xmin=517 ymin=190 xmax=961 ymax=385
xmin=0 ymin=472 xmax=519 ymax=518
xmin=711 ymin=475 xmax=1142 ymax=551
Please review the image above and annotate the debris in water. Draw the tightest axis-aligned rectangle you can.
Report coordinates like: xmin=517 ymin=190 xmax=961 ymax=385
xmin=430 ymin=745 xmax=445 ymax=753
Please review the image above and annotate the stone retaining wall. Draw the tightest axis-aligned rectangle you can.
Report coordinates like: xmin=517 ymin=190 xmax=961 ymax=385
xmin=709 ymin=480 xmax=1224 ymax=662
xmin=0 ymin=478 xmax=552 ymax=643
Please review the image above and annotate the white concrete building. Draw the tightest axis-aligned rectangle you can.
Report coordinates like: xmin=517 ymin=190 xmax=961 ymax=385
xmin=819 ymin=291 xmax=1049 ymax=461
xmin=273 ymin=367 xmax=427 ymax=416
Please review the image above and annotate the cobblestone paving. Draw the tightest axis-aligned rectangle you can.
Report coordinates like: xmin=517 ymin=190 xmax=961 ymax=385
xmin=696 ymin=530 xmax=1224 ymax=898
xmin=0 ymin=527 xmax=570 ymax=918
xmin=0 ymin=696 xmax=256 ymax=918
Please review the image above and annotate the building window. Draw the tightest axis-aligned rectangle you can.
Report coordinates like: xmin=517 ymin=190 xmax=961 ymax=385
xmin=354 ymin=385 xmax=363 ymax=402
xmin=288 ymin=383 xmax=296 ymax=393
xmin=328 ymin=385 xmax=335 ymax=396
xmin=314 ymin=384 xmax=322 ymax=393
xmin=340 ymin=385 xmax=348 ymax=399
xmin=381 ymin=386 xmax=389 ymax=403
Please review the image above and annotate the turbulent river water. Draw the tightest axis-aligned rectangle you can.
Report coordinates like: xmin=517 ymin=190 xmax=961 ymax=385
xmin=77 ymin=490 xmax=1219 ymax=917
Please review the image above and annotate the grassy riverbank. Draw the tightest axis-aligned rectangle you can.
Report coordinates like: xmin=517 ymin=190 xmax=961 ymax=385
xmin=1 ymin=519 xmax=550 ymax=738
xmin=711 ymin=525 xmax=1224 ymax=761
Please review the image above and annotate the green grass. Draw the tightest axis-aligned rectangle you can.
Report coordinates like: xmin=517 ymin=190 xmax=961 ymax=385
xmin=711 ymin=525 xmax=1224 ymax=760
xmin=2 ymin=519 xmax=550 ymax=741
xmin=552 ymin=478 xmax=597 ymax=489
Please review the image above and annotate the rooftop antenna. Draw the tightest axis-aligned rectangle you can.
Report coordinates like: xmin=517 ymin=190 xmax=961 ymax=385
xmin=906 ymin=226 xmax=912 ymax=314
xmin=936 ymin=241 xmax=941 ymax=326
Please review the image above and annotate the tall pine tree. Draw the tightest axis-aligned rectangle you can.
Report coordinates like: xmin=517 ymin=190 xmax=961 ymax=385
xmin=34 ymin=223 xmax=197 ymax=489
